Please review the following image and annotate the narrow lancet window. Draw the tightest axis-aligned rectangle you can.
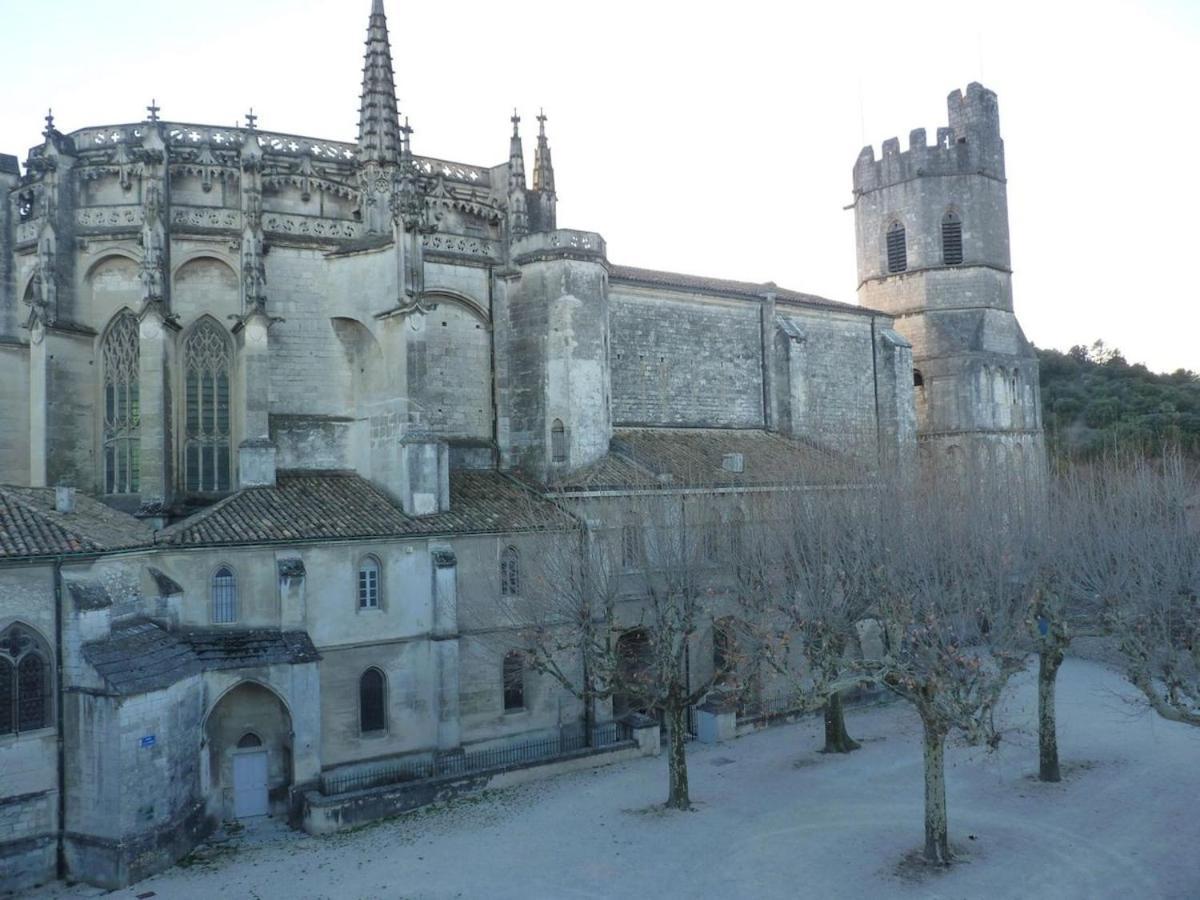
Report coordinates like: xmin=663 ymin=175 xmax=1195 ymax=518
xmin=184 ymin=320 xmax=232 ymax=493
xmin=102 ymin=312 xmax=140 ymax=494
xmin=886 ymin=221 xmax=907 ymax=273
xmin=941 ymin=211 xmax=963 ymax=265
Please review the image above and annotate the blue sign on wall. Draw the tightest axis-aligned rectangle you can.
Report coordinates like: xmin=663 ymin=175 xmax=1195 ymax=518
xmin=140 ymin=734 xmax=156 ymax=749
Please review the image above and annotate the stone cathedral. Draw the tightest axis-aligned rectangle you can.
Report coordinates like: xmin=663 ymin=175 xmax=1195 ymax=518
xmin=0 ymin=1 xmax=1043 ymax=890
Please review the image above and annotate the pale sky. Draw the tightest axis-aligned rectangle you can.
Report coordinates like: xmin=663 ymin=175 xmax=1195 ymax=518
xmin=2 ymin=0 xmax=1196 ymax=373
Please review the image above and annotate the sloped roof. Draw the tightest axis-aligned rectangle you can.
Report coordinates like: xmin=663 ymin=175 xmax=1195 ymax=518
xmin=83 ymin=619 xmax=320 ymax=695
xmin=161 ymin=469 xmax=575 ymax=547
xmin=608 ymin=264 xmax=874 ymax=316
xmin=0 ymin=486 xmax=152 ymax=559
xmin=550 ymin=428 xmax=865 ymax=492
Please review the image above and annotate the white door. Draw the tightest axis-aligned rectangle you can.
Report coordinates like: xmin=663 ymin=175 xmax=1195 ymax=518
xmin=232 ymin=751 xmax=269 ymax=818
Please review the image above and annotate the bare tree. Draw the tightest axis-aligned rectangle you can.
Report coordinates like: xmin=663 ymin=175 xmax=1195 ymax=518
xmin=736 ymin=488 xmax=878 ymax=753
xmin=1059 ymin=452 xmax=1199 ymax=727
xmin=863 ymin=471 xmax=1031 ymax=866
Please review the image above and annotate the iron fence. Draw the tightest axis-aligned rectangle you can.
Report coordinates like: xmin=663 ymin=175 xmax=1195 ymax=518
xmin=737 ymin=692 xmax=806 ymax=725
xmin=320 ymin=720 xmax=632 ymax=796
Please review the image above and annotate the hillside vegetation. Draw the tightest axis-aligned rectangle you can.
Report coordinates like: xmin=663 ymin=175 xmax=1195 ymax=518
xmin=1038 ymin=341 xmax=1200 ymax=463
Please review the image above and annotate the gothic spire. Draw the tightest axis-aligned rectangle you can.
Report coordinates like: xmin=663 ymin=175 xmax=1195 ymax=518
xmin=533 ymin=108 xmax=555 ymax=195
xmin=507 ymin=109 xmax=528 ymax=237
xmin=357 ymin=0 xmax=401 ymax=164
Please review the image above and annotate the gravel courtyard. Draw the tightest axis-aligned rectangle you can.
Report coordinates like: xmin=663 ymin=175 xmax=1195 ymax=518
xmin=36 ymin=658 xmax=1200 ymax=900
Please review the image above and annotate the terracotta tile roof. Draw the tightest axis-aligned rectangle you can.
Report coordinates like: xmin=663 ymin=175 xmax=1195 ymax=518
xmin=551 ymin=428 xmax=865 ymax=492
xmin=0 ymin=486 xmax=152 ymax=559
xmin=162 ymin=469 xmax=575 ymax=547
xmin=608 ymin=264 xmax=874 ymax=315
xmin=83 ymin=619 xmax=320 ymax=695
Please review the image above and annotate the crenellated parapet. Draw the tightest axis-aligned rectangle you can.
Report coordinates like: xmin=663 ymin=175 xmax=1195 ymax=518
xmin=853 ymin=82 xmax=1004 ymax=195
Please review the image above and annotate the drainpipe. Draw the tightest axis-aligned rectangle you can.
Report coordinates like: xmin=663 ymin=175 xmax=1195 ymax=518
xmin=869 ymin=315 xmax=882 ymax=468
xmin=53 ymin=556 xmax=66 ymax=880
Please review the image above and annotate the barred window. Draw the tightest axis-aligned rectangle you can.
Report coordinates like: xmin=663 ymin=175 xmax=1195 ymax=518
xmin=0 ymin=624 xmax=50 ymax=735
xmin=503 ymin=652 xmax=525 ymax=711
xmin=886 ymin=221 xmax=907 ymax=273
xmin=358 ymin=557 xmax=381 ymax=609
xmin=184 ymin=319 xmax=232 ymax=493
xmin=102 ymin=312 xmax=141 ymax=494
xmin=550 ymin=419 xmax=567 ymax=464
xmin=941 ymin=211 xmax=963 ymax=265
xmin=360 ymin=668 xmax=386 ymax=733
xmin=500 ymin=546 xmax=520 ymax=596
xmin=212 ymin=566 xmax=237 ymax=624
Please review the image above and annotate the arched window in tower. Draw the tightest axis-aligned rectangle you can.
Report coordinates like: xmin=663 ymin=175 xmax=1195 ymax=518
xmin=550 ymin=418 xmax=567 ymax=464
xmin=500 ymin=546 xmax=520 ymax=597
xmin=211 ymin=566 xmax=237 ymax=624
xmin=941 ymin=211 xmax=963 ymax=265
xmin=886 ymin=221 xmax=907 ymax=273
xmin=913 ymin=368 xmax=925 ymax=389
xmin=359 ymin=667 xmax=386 ymax=733
xmin=0 ymin=623 xmax=51 ymax=735
xmin=102 ymin=311 xmax=141 ymax=494
xmin=184 ymin=319 xmax=232 ymax=493
xmin=502 ymin=651 xmax=525 ymax=711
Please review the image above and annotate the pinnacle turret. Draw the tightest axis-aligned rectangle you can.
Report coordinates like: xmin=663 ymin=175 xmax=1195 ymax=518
xmin=507 ymin=109 xmax=528 ymax=237
xmin=357 ymin=0 xmax=401 ymax=164
xmin=533 ymin=109 xmax=555 ymax=195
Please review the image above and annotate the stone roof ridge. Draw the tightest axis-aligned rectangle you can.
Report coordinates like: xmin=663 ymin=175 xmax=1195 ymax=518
xmin=608 ymin=263 xmax=875 ymax=315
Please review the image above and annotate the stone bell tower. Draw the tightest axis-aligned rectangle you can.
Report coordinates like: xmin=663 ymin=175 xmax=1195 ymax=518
xmin=851 ymin=83 xmax=1045 ymax=487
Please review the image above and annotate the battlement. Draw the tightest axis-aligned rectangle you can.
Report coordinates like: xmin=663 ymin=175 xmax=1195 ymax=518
xmin=853 ymin=82 xmax=1004 ymax=193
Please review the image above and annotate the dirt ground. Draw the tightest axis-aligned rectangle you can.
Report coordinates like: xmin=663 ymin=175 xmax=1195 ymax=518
xmin=34 ymin=658 xmax=1200 ymax=899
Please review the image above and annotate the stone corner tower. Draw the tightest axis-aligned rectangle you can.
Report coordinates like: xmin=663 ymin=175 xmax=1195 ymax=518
xmin=851 ymin=82 xmax=1045 ymax=487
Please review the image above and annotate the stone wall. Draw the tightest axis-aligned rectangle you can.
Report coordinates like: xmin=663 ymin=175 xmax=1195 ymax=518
xmin=609 ymin=287 xmax=763 ymax=428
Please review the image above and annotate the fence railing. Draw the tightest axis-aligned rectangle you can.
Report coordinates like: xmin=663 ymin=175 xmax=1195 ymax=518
xmin=320 ymin=721 xmax=632 ymax=796
xmin=736 ymin=692 xmax=807 ymax=725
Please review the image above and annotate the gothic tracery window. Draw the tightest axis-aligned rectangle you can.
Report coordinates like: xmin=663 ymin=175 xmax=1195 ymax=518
xmin=0 ymin=624 xmax=50 ymax=735
xmin=102 ymin=312 xmax=141 ymax=494
xmin=184 ymin=320 xmax=232 ymax=493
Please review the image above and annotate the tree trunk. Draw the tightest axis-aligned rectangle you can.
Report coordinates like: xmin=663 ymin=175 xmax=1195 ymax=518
xmin=1038 ymin=648 xmax=1063 ymax=782
xmin=821 ymin=691 xmax=861 ymax=754
xmin=921 ymin=715 xmax=952 ymax=865
xmin=665 ymin=702 xmax=691 ymax=810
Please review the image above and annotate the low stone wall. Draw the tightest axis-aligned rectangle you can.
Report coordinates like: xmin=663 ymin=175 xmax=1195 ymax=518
xmin=304 ymin=728 xmax=658 ymax=836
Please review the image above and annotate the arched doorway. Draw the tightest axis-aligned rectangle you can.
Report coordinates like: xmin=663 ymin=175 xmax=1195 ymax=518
xmin=204 ymin=683 xmax=292 ymax=820
xmin=612 ymin=628 xmax=653 ymax=719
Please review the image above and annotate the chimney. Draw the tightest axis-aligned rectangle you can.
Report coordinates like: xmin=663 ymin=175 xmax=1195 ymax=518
xmin=55 ymin=485 xmax=76 ymax=514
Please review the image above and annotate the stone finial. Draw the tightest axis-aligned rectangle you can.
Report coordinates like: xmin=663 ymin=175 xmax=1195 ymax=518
xmin=507 ymin=108 xmax=528 ymax=237
xmin=146 ymin=99 xmax=161 ymax=123
xmin=42 ymin=108 xmax=55 ymax=138
xmin=245 ymin=108 xmax=258 ymax=130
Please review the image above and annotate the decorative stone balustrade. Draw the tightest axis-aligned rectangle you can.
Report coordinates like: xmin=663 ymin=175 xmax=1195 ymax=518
xmin=422 ymin=232 xmax=499 ymax=261
xmin=170 ymin=205 xmax=242 ymax=231
xmin=76 ymin=205 xmax=144 ymax=229
xmin=512 ymin=229 xmax=607 ymax=263
xmin=262 ymin=213 xmax=363 ymax=240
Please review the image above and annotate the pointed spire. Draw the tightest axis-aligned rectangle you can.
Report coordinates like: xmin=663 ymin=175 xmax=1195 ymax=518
xmin=507 ymin=109 xmax=528 ymax=238
xmin=533 ymin=108 xmax=555 ymax=195
xmin=357 ymin=0 xmax=401 ymax=164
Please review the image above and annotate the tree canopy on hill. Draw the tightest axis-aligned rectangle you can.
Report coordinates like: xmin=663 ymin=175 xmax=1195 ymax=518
xmin=1038 ymin=341 xmax=1200 ymax=464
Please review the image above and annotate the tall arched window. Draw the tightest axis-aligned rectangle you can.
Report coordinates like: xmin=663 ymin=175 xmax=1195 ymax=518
xmin=941 ymin=211 xmax=963 ymax=265
xmin=184 ymin=319 xmax=232 ymax=493
xmin=502 ymin=651 xmax=525 ymax=711
xmin=212 ymin=566 xmax=237 ymax=624
xmin=358 ymin=556 xmax=381 ymax=609
xmin=886 ymin=221 xmax=907 ymax=273
xmin=0 ymin=624 xmax=50 ymax=735
xmin=500 ymin=546 xmax=520 ymax=597
xmin=360 ymin=667 xmax=386 ymax=733
xmin=550 ymin=418 xmax=567 ymax=464
xmin=102 ymin=311 xmax=140 ymax=494
xmin=621 ymin=524 xmax=642 ymax=570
